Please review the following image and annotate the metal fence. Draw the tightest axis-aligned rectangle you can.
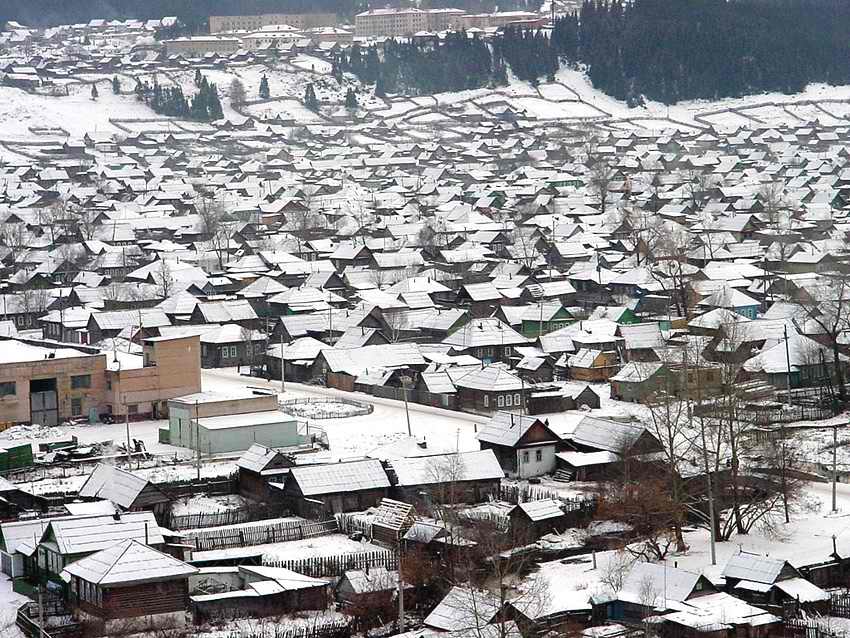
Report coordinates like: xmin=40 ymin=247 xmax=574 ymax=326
xmin=280 ymin=397 xmax=373 ymax=419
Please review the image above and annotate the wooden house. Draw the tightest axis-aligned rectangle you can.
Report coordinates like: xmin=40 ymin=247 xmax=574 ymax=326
xmin=388 ymin=450 xmax=503 ymax=505
xmin=282 ymin=459 xmax=391 ymax=517
xmin=721 ymin=552 xmax=829 ymax=614
xmin=476 ymin=412 xmax=559 ymax=479
xmin=63 ymin=539 xmax=196 ymax=636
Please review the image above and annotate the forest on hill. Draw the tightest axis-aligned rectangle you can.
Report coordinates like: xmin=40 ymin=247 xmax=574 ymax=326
xmin=339 ymin=0 xmax=850 ymax=105
xmin=0 ymin=0 xmax=535 ymax=29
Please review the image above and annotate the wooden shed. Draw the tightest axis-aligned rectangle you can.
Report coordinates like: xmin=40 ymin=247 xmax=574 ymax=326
xmin=371 ymin=498 xmax=416 ymax=546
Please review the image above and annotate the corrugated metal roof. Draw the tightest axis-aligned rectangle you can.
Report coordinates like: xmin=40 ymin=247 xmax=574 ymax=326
xmin=290 ymin=459 xmax=390 ymax=496
xmin=62 ymin=539 xmax=196 ymax=585
xmin=722 ymin=553 xmax=786 ymax=585
xmin=47 ymin=511 xmax=163 ymax=556
xmin=77 ymin=464 xmax=154 ymax=509
xmin=390 ymin=450 xmax=503 ymax=487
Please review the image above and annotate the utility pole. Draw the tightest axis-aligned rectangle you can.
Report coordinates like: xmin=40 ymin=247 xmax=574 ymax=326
xmin=691 ymin=347 xmax=716 ymax=565
xmin=401 ymin=375 xmax=412 ymax=437
xmin=124 ymin=394 xmax=131 ymax=463
xmin=279 ymin=329 xmax=286 ymax=394
xmin=397 ymin=543 xmax=405 ymax=632
xmin=37 ymin=584 xmax=44 ymax=638
xmin=833 ymin=424 xmax=839 ymax=513
xmin=195 ymin=399 xmax=201 ymax=482
xmin=783 ymin=325 xmax=792 ymax=406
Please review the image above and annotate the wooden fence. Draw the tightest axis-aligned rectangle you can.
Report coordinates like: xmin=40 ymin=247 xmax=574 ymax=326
xmin=226 ymin=619 xmax=352 ymax=638
xmin=831 ymin=592 xmax=850 ymax=619
xmin=168 ymin=502 xmax=278 ymax=530
xmin=335 ymin=513 xmax=373 ymax=538
xmin=262 ymin=549 xmax=397 ymax=578
xmin=500 ymin=484 xmax=596 ymax=511
xmin=784 ymin=617 xmax=847 ymax=638
xmin=186 ymin=519 xmax=338 ymax=551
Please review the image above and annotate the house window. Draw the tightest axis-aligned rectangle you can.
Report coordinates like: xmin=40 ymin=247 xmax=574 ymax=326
xmin=522 ymin=451 xmax=530 ymax=463
xmin=128 ymin=404 xmax=138 ymax=415
xmin=514 ymin=393 xmax=521 ymax=406
xmin=71 ymin=374 xmax=91 ymax=389
xmin=483 ymin=395 xmax=489 ymax=407
xmin=221 ymin=346 xmax=229 ymax=359
xmin=230 ymin=345 xmax=238 ymax=358
xmin=0 ymin=381 xmax=15 ymax=397
xmin=71 ymin=397 xmax=82 ymax=416
xmin=497 ymin=395 xmax=504 ymax=407
xmin=535 ymin=449 xmax=543 ymax=462
xmin=505 ymin=394 xmax=513 ymax=407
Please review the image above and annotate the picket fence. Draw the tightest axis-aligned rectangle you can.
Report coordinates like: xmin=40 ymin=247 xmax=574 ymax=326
xmin=186 ymin=519 xmax=338 ymax=551
xmin=226 ymin=619 xmax=352 ymax=638
xmin=169 ymin=503 xmax=277 ymax=531
xmin=262 ymin=549 xmax=397 ymax=578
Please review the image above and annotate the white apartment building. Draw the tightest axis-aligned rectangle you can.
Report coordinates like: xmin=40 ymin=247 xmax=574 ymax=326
xmin=354 ymin=8 xmax=429 ymax=37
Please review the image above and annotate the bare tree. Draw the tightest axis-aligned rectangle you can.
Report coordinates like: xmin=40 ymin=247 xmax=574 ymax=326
xmin=196 ymin=195 xmax=235 ymax=270
xmin=153 ymin=259 xmax=175 ymax=299
xmin=510 ymin=227 xmax=539 ymax=269
xmin=794 ymin=272 xmax=850 ymax=402
xmin=758 ymin=181 xmax=786 ymax=230
xmin=229 ymin=77 xmax=246 ymax=107
xmin=383 ymin=310 xmax=410 ymax=343
xmin=587 ymin=159 xmax=616 ymax=218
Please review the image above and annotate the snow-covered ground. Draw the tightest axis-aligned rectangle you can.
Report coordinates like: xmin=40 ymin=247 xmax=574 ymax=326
xmin=525 ymin=480 xmax=850 ymax=608
xmin=3 ymin=60 xmax=850 ymax=141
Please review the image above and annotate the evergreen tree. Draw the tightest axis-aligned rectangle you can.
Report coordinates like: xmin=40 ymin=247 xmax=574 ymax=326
xmin=112 ymin=76 xmax=120 ymax=95
xmin=90 ymin=83 xmax=98 ymax=100
xmin=194 ymin=68 xmax=203 ymax=87
xmin=304 ymin=83 xmax=319 ymax=112
xmin=375 ymin=72 xmax=386 ymax=98
xmin=259 ymin=74 xmax=270 ymax=99
xmin=344 ymin=87 xmax=357 ymax=110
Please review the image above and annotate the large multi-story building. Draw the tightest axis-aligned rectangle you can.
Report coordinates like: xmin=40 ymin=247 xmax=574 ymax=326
xmin=0 ymin=334 xmax=201 ymax=425
xmin=209 ymin=13 xmax=337 ymax=33
xmin=354 ymin=8 xmax=429 ymax=37
xmin=162 ymin=36 xmax=241 ymax=56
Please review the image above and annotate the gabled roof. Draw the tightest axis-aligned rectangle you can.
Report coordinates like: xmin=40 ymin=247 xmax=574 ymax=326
xmin=477 ymin=412 xmax=556 ymax=447
xmin=722 ymin=552 xmax=789 ymax=585
xmin=390 ymin=450 xmax=503 ymax=487
xmin=289 ymin=459 xmax=390 ymax=496
xmin=62 ymin=539 xmax=196 ymax=586
xmin=77 ymin=464 xmax=166 ymax=509
xmin=44 ymin=511 xmax=163 ymax=556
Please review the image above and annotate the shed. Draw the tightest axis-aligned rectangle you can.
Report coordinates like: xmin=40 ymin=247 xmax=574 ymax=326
xmin=77 ymin=464 xmax=170 ymax=518
xmin=509 ymin=499 xmax=567 ymax=540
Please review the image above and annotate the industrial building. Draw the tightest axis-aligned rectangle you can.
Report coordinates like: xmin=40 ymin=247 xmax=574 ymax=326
xmin=164 ymin=390 xmax=304 ymax=454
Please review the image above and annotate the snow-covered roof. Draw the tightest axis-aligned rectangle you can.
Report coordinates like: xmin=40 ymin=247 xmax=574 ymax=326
xmin=390 ymin=450 xmax=503 ymax=487
xmin=512 ymin=499 xmax=563 ymax=522
xmin=45 ymin=511 xmax=163 ymax=556
xmin=722 ymin=553 xmax=787 ymax=584
xmin=289 ymin=459 xmax=390 ymax=496
xmin=77 ymin=464 xmax=159 ymax=509
xmin=61 ymin=539 xmax=196 ymax=585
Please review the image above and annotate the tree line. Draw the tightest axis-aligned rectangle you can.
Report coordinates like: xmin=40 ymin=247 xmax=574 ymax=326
xmin=334 ymin=0 xmax=850 ymax=105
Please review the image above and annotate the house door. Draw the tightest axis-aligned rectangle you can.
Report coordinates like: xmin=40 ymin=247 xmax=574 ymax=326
xmin=30 ymin=378 xmax=58 ymax=426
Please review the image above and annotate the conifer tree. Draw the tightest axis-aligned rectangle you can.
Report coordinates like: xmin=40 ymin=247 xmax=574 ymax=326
xmin=112 ymin=76 xmax=120 ymax=94
xmin=304 ymin=83 xmax=319 ymax=112
xmin=90 ymin=83 xmax=98 ymax=100
xmin=345 ymin=87 xmax=357 ymax=110
xmin=259 ymin=74 xmax=270 ymax=99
